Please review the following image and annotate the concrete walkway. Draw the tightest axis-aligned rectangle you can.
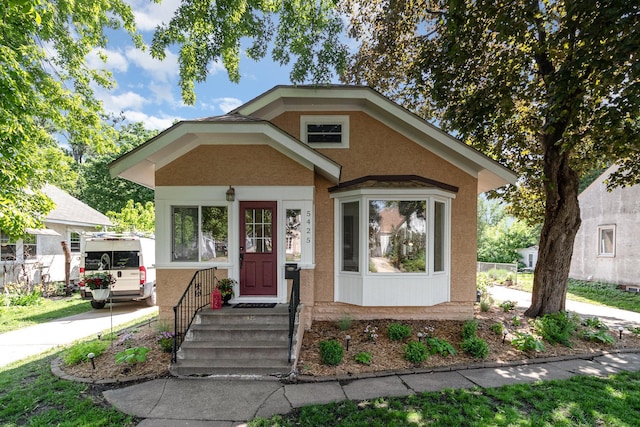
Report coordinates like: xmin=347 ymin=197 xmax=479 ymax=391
xmin=489 ymin=285 xmax=640 ymax=329
xmin=0 ymin=301 xmax=158 ymax=367
xmin=103 ymin=351 xmax=640 ymax=426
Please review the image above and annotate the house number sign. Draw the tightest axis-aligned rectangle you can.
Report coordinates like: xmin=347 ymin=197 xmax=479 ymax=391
xmin=305 ymin=209 xmax=312 ymax=245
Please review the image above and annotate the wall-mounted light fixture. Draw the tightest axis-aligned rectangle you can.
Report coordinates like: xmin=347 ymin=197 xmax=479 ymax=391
xmin=226 ymin=186 xmax=235 ymax=202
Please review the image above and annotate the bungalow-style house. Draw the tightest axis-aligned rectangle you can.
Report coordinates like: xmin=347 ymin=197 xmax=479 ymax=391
xmin=570 ymin=165 xmax=640 ymax=289
xmin=110 ymin=85 xmax=516 ymax=375
xmin=1 ymin=185 xmax=111 ymax=287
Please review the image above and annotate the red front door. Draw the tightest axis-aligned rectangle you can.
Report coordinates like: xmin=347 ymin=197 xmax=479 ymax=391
xmin=239 ymin=201 xmax=277 ymax=296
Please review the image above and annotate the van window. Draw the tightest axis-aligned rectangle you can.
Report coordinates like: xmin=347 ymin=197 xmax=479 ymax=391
xmin=85 ymin=251 xmax=140 ymax=270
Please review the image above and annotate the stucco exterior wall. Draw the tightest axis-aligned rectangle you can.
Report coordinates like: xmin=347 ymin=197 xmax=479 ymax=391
xmin=156 ymin=144 xmax=314 ymax=187
xmin=570 ymin=173 xmax=640 ymax=286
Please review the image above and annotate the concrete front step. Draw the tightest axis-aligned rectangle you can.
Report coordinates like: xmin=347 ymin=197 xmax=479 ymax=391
xmin=170 ymin=358 xmax=292 ymax=377
xmin=177 ymin=340 xmax=288 ymax=359
xmin=186 ymin=324 xmax=290 ymax=342
xmin=195 ymin=306 xmax=291 ymax=326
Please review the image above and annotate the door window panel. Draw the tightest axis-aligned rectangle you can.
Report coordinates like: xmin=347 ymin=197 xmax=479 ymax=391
xmin=245 ymin=208 xmax=273 ymax=253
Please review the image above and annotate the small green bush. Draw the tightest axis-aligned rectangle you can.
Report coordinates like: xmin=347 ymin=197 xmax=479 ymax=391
xmin=426 ymin=337 xmax=457 ymax=357
xmin=461 ymin=319 xmax=478 ymax=340
xmin=115 ymin=346 xmax=149 ymax=365
xmin=337 ymin=315 xmax=353 ymax=331
xmin=533 ymin=311 xmax=578 ymax=347
xmin=10 ymin=290 xmax=43 ymax=306
xmin=354 ymin=351 xmax=372 ymax=365
xmin=628 ymin=326 xmax=640 ymax=336
xmin=581 ymin=330 xmax=615 ymax=344
xmin=387 ymin=323 xmax=412 ymax=341
xmin=63 ymin=340 xmax=109 ymax=365
xmin=499 ymin=301 xmax=515 ymax=312
xmin=461 ymin=336 xmax=490 ymax=359
xmin=583 ymin=317 xmax=607 ymax=330
xmin=490 ymin=322 xmax=504 ymax=335
xmin=404 ymin=341 xmax=429 ymax=364
xmin=512 ymin=315 xmax=521 ymax=327
xmin=511 ymin=332 xmax=546 ymax=352
xmin=479 ymin=300 xmax=491 ymax=312
xmin=319 ymin=340 xmax=344 ymax=366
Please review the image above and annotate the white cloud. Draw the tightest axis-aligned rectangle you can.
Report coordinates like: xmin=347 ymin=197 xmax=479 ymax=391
xmin=131 ymin=0 xmax=181 ymax=31
xmin=125 ymin=46 xmax=178 ymax=82
xmin=148 ymin=82 xmax=177 ymax=106
xmin=86 ymin=48 xmax=129 ymax=73
xmin=122 ymin=110 xmax=178 ymax=130
xmin=213 ymin=97 xmax=243 ymax=113
xmin=101 ymin=91 xmax=148 ymax=112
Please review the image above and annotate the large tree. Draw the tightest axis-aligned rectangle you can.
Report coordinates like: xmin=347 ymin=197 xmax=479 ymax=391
xmin=0 ymin=0 xmax=140 ymax=238
xmin=341 ymin=0 xmax=639 ymax=316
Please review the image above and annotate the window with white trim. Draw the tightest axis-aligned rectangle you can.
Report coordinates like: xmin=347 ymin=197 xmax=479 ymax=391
xmin=300 ymin=115 xmax=349 ymax=148
xmin=70 ymin=232 xmax=81 ymax=253
xmin=0 ymin=231 xmax=17 ymax=261
xmin=23 ymin=233 xmax=36 ymax=259
xmin=598 ymin=225 xmax=615 ymax=257
xmin=172 ymin=206 xmax=228 ymax=262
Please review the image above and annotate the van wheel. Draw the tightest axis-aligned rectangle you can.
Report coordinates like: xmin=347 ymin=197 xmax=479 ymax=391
xmin=91 ymin=300 xmax=106 ymax=309
xmin=146 ymin=288 xmax=156 ymax=306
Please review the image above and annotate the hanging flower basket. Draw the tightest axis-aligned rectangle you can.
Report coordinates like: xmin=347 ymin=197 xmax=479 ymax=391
xmin=91 ymin=288 xmax=111 ymax=301
xmin=80 ymin=272 xmax=115 ymax=300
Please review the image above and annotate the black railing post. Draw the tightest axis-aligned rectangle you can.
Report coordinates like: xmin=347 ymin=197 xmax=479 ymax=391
xmin=285 ymin=263 xmax=300 ymax=363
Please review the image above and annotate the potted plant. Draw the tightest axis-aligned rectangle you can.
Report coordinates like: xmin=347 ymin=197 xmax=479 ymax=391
xmin=81 ymin=272 xmax=116 ymax=301
xmin=216 ymin=278 xmax=236 ymax=305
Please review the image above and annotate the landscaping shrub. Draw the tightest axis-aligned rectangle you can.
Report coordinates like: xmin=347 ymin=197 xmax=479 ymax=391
xmin=461 ymin=336 xmax=490 ymax=359
xmin=387 ymin=322 xmax=412 ymax=341
xmin=404 ymin=341 xmax=429 ymax=364
xmin=426 ymin=337 xmax=457 ymax=357
xmin=490 ymin=322 xmax=504 ymax=335
xmin=115 ymin=346 xmax=150 ymax=365
xmin=337 ymin=315 xmax=353 ymax=331
xmin=9 ymin=290 xmax=43 ymax=306
xmin=319 ymin=340 xmax=344 ymax=366
xmin=354 ymin=351 xmax=372 ymax=365
xmin=480 ymin=300 xmax=491 ymax=312
xmin=511 ymin=332 xmax=546 ymax=352
xmin=63 ymin=340 xmax=109 ymax=365
xmin=461 ymin=319 xmax=478 ymax=340
xmin=500 ymin=301 xmax=515 ymax=312
xmin=157 ymin=331 xmax=175 ymax=353
xmin=628 ymin=326 xmax=640 ymax=336
xmin=583 ymin=317 xmax=607 ymax=330
xmin=533 ymin=311 xmax=579 ymax=347
xmin=580 ymin=330 xmax=615 ymax=344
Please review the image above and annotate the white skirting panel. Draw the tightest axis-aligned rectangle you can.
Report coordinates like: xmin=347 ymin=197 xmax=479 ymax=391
xmin=336 ymin=274 xmax=449 ymax=307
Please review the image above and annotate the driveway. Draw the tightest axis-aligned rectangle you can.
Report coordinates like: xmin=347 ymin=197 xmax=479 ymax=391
xmin=0 ymin=301 xmax=158 ymax=367
xmin=489 ymin=285 xmax=640 ymax=329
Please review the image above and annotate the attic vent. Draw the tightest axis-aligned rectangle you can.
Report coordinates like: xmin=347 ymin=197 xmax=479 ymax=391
xmin=300 ymin=115 xmax=349 ymax=148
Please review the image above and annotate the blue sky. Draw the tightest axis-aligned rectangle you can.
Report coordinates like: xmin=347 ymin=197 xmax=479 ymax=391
xmin=90 ymin=0 xmax=332 ymax=131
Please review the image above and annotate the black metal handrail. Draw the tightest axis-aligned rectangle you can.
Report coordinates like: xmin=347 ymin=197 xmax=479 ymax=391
xmin=285 ymin=263 xmax=300 ymax=363
xmin=172 ymin=267 xmax=218 ymax=363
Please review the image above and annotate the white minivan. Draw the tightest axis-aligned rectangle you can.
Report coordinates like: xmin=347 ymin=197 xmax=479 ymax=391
xmin=79 ymin=233 xmax=156 ymax=309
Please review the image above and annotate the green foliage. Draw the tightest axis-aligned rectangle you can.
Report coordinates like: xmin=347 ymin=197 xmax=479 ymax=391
xmin=354 ymin=351 xmax=372 ymax=365
xmin=387 ymin=323 xmax=412 ymax=341
xmin=511 ymin=333 xmax=546 ymax=353
xmin=512 ymin=316 xmax=521 ymax=327
xmin=0 ymin=0 xmax=141 ymax=237
xmin=533 ymin=312 xmax=579 ymax=347
xmin=461 ymin=336 xmax=490 ymax=360
xmin=479 ymin=300 xmax=491 ymax=312
xmin=106 ymin=200 xmax=155 ymax=234
xmin=319 ymin=340 xmax=344 ymax=366
xmin=157 ymin=331 xmax=174 ymax=353
xmin=582 ymin=317 xmax=607 ymax=330
xmin=628 ymin=326 xmax=640 ymax=336
xmin=404 ymin=341 xmax=429 ymax=364
xmin=461 ymin=319 xmax=479 ymax=340
xmin=150 ymin=0 xmax=347 ymax=105
xmin=63 ymin=340 xmax=109 ymax=365
xmin=337 ymin=315 xmax=353 ymax=331
xmin=500 ymin=301 xmax=515 ymax=312
xmin=425 ymin=337 xmax=456 ymax=357
xmin=8 ymin=289 xmax=42 ymax=306
xmin=115 ymin=346 xmax=150 ymax=365
xmin=490 ymin=322 xmax=504 ymax=336
xmin=580 ymin=330 xmax=615 ymax=344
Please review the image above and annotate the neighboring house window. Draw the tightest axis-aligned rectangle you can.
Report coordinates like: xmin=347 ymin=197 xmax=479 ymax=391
xmin=598 ymin=225 xmax=615 ymax=257
xmin=300 ymin=115 xmax=350 ymax=148
xmin=70 ymin=232 xmax=81 ymax=252
xmin=22 ymin=233 xmax=36 ymax=259
xmin=1 ymin=231 xmax=17 ymax=261
xmin=172 ymin=206 xmax=228 ymax=262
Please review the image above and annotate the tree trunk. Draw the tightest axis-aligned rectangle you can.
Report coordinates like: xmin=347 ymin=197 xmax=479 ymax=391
xmin=524 ymin=141 xmax=581 ymax=318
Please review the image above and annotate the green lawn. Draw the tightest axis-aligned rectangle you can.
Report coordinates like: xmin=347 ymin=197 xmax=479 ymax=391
xmin=0 ymin=293 xmax=92 ymax=334
xmin=512 ymin=274 xmax=640 ymax=313
xmin=250 ymin=371 xmax=640 ymax=426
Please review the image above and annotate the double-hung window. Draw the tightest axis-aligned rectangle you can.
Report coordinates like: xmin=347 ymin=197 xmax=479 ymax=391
xmin=597 ymin=225 xmax=615 ymax=257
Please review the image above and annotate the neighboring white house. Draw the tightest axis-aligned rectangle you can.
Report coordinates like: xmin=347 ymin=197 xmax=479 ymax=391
xmin=570 ymin=165 xmax=640 ymax=287
xmin=1 ymin=185 xmax=111 ymax=287
xmin=516 ymin=245 xmax=539 ymax=270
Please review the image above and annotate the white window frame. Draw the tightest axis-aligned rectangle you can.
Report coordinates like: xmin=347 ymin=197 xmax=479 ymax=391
xmin=597 ymin=225 xmax=616 ymax=257
xmin=171 ymin=205 xmax=230 ymax=264
xmin=69 ymin=232 xmax=81 ymax=253
xmin=300 ymin=115 xmax=350 ymax=148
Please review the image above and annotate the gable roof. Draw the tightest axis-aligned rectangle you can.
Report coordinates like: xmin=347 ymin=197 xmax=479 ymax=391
xmin=110 ymin=114 xmax=342 ymax=188
xmin=232 ymin=85 xmax=517 ymax=194
xmin=111 ymin=85 xmax=517 ymax=193
xmin=43 ymin=185 xmax=112 ymax=227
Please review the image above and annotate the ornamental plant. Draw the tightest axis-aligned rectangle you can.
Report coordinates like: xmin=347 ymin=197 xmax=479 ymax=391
xmin=80 ymin=272 xmax=116 ymax=290
xmin=157 ymin=331 xmax=175 ymax=353
xmin=319 ymin=340 xmax=343 ymax=366
xmin=115 ymin=346 xmax=150 ymax=365
xmin=387 ymin=323 xmax=412 ymax=341
xmin=404 ymin=341 xmax=429 ymax=364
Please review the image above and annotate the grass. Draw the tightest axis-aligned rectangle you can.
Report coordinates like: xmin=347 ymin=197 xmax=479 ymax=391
xmin=512 ymin=274 xmax=640 ymax=313
xmin=0 ymin=351 xmax=139 ymax=426
xmin=0 ymin=293 xmax=92 ymax=333
xmin=250 ymin=371 xmax=640 ymax=426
